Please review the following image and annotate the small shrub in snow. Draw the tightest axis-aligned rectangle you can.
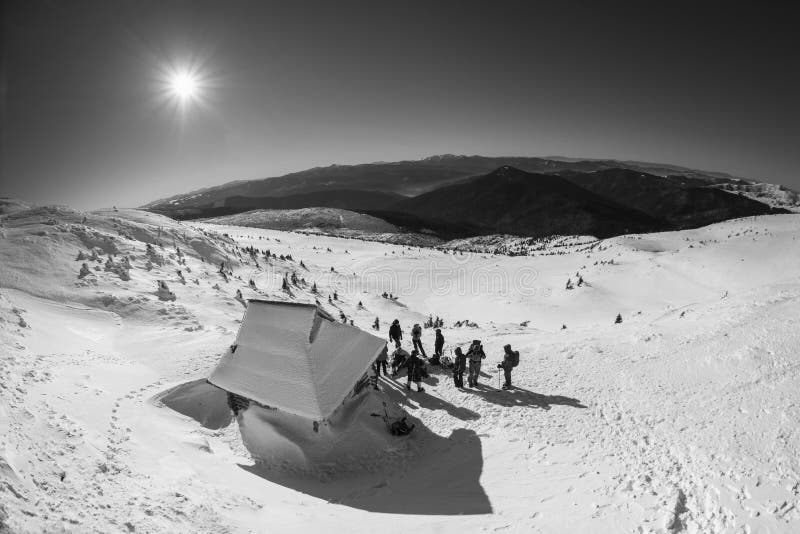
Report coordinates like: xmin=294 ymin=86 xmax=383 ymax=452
xmin=156 ymin=281 xmax=176 ymax=301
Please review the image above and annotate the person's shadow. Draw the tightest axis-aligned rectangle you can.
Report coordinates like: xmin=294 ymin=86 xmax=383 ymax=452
xmin=379 ymin=375 xmax=480 ymax=421
xmin=467 ymin=385 xmax=587 ymax=410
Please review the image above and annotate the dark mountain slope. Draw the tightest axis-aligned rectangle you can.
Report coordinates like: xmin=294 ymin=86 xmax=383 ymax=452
xmin=562 ymin=168 xmax=784 ymax=228
xmin=388 ymin=166 xmax=668 ymax=238
xmin=224 ymin=189 xmax=402 ymax=211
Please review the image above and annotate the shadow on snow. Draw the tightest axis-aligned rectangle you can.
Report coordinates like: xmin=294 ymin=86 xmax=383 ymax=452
xmin=240 ymin=426 xmax=492 ymax=515
xmin=467 ymin=385 xmax=587 ymax=410
xmin=156 ymin=379 xmax=491 ymax=515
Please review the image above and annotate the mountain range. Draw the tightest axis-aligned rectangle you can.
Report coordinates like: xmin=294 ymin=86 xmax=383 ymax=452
xmin=143 ymin=155 xmax=795 ymax=239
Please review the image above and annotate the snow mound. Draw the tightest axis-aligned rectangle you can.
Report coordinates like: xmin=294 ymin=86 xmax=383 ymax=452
xmin=239 ymin=390 xmax=413 ymax=477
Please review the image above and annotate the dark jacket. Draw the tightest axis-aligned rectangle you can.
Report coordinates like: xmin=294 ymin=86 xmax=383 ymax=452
xmin=389 ymin=322 xmax=402 ymax=341
xmin=434 ymin=332 xmax=444 ymax=351
xmin=407 ymin=353 xmax=424 ymax=381
xmin=453 ymin=349 xmax=467 ymax=373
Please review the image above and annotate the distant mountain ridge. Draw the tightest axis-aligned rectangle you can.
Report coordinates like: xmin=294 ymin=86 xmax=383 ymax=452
xmin=143 ymin=155 xmax=794 ymax=240
xmin=142 ymin=154 xmax=759 ymax=213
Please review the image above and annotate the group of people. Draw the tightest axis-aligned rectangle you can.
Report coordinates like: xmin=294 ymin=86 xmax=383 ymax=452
xmin=450 ymin=340 xmax=520 ymax=390
xmin=388 ymin=320 xmax=445 ymax=362
xmin=376 ymin=319 xmax=520 ymax=392
xmin=372 ymin=343 xmax=427 ymax=392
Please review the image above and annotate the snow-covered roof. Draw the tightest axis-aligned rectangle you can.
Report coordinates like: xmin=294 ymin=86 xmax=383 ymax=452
xmin=208 ymin=300 xmax=385 ymax=420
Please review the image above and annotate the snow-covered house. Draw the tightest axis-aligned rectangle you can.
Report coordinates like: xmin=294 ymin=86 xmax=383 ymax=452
xmin=208 ymin=299 xmax=395 ymax=471
xmin=208 ymin=299 xmax=385 ymax=421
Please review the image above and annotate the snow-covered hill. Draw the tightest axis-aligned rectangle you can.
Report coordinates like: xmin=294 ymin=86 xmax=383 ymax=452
xmin=2 ymin=203 xmax=800 ymax=533
xmin=202 ymin=206 xmax=399 ymax=232
xmin=711 ymin=182 xmax=800 ymax=213
xmin=202 ymin=207 xmax=444 ymax=247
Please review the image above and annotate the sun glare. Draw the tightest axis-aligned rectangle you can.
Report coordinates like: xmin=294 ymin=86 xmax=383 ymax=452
xmin=170 ymin=71 xmax=198 ymax=100
xmin=155 ymin=58 xmax=212 ymax=116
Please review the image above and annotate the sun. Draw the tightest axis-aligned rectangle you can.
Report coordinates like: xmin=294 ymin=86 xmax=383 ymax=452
xmin=170 ymin=71 xmax=198 ymax=101
xmin=154 ymin=58 xmax=211 ymax=115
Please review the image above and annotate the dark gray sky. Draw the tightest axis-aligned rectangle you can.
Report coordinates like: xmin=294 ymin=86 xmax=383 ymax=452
xmin=2 ymin=1 xmax=799 ymax=209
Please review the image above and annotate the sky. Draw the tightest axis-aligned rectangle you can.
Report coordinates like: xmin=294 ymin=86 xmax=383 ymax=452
xmin=2 ymin=0 xmax=799 ymax=209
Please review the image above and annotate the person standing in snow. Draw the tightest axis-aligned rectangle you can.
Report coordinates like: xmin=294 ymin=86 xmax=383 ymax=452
xmin=389 ymin=319 xmax=403 ymax=348
xmin=405 ymin=350 xmax=425 ymax=393
xmin=466 ymin=340 xmax=486 ymax=387
xmin=497 ymin=344 xmax=519 ymax=390
xmin=432 ymin=328 xmax=444 ymax=365
xmin=453 ymin=347 xmax=467 ymax=389
xmin=374 ymin=344 xmax=389 ymax=377
xmin=411 ymin=323 xmax=426 ymax=357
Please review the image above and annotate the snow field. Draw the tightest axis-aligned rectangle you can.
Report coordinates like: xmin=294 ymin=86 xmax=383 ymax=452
xmin=1 ymin=206 xmax=799 ymax=533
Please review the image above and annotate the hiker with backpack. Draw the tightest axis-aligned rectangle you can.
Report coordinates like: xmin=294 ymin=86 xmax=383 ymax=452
xmin=405 ymin=350 xmax=425 ymax=393
xmin=411 ymin=323 xmax=426 ymax=357
xmin=432 ymin=328 xmax=444 ymax=365
xmin=466 ymin=340 xmax=486 ymax=387
xmin=452 ymin=346 xmax=467 ymax=389
xmin=389 ymin=319 xmax=403 ymax=348
xmin=497 ymin=343 xmax=520 ymax=389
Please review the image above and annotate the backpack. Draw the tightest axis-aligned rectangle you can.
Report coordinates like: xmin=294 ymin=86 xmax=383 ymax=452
xmin=511 ymin=350 xmax=520 ymax=367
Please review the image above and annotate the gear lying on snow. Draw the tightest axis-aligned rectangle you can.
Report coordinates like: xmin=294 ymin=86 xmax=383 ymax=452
xmin=370 ymin=402 xmax=415 ymax=436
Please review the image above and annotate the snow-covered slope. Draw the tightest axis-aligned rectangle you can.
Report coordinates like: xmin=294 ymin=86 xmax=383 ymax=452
xmin=441 ymin=234 xmax=598 ymax=256
xmin=202 ymin=207 xmax=400 ymax=233
xmin=711 ymin=182 xmax=800 ymax=212
xmin=202 ymin=207 xmax=444 ymax=247
xmin=2 ymin=204 xmax=800 ymax=533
